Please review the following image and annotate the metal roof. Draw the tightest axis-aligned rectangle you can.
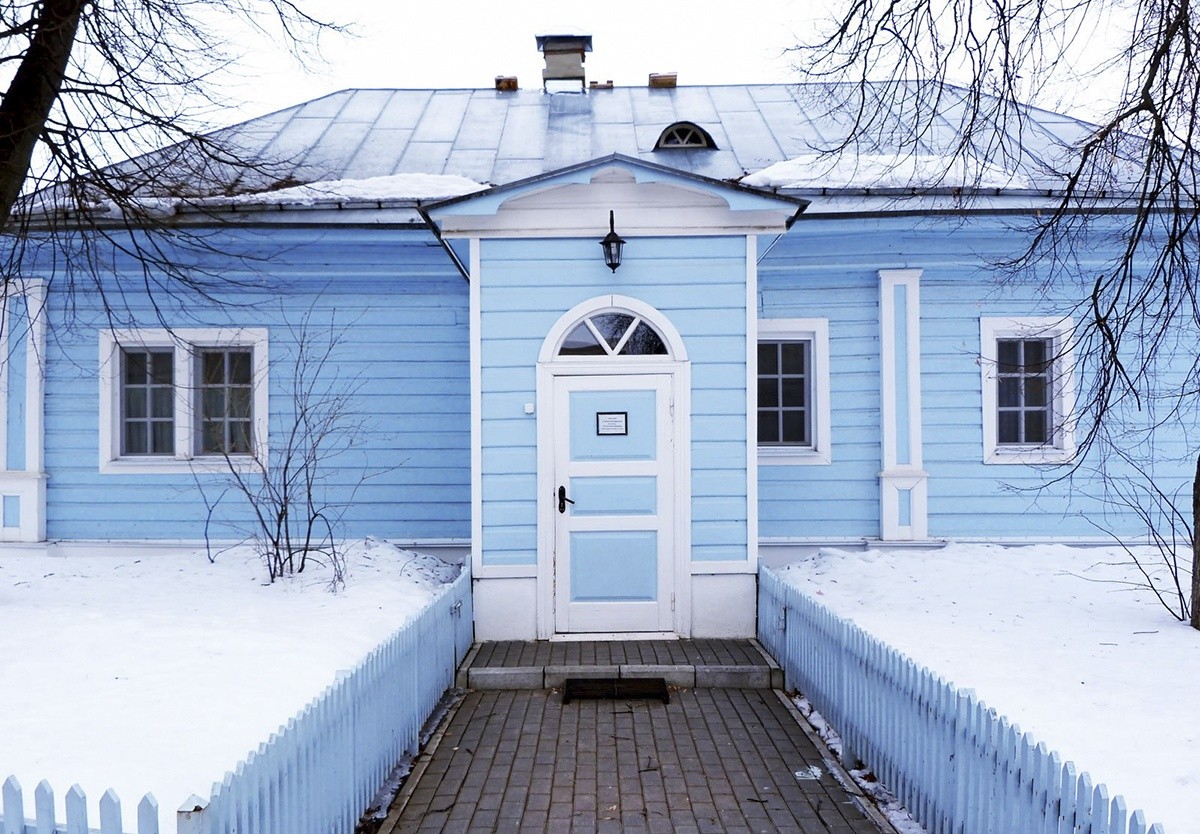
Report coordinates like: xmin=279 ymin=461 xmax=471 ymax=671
xmin=128 ymin=83 xmax=1101 ymax=200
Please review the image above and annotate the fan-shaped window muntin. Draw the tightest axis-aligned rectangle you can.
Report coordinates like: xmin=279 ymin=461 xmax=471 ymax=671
xmin=655 ymin=122 xmax=716 ymax=150
xmin=558 ymin=312 xmax=669 ymax=357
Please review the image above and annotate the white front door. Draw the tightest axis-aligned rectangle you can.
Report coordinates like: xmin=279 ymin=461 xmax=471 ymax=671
xmin=552 ymin=374 xmax=674 ymax=633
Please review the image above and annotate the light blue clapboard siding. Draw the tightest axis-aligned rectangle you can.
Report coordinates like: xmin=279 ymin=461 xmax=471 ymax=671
xmin=758 ymin=252 xmax=882 ymax=538
xmin=758 ymin=213 xmax=1193 ymax=540
xmin=32 ymin=227 xmax=470 ymax=542
xmin=479 ymin=235 xmax=750 ymax=566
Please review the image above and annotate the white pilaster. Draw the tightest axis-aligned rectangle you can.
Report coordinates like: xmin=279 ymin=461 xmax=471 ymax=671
xmin=878 ymin=269 xmax=928 ymax=540
xmin=0 ymin=279 xmax=47 ymax=542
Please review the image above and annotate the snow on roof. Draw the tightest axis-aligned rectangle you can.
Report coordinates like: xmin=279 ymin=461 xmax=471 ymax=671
xmin=741 ymin=153 xmax=1037 ymax=192
xmin=212 ymin=172 xmax=488 ymax=206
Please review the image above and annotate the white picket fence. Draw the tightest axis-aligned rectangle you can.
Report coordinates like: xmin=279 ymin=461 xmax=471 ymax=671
xmin=758 ymin=566 xmax=1167 ymax=834
xmin=2 ymin=568 xmax=473 ymax=834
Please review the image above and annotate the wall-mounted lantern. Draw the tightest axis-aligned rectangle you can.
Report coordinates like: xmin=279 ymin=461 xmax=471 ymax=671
xmin=600 ymin=210 xmax=625 ymax=272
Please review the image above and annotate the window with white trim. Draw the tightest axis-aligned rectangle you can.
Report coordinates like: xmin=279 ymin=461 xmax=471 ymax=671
xmin=757 ymin=319 xmax=831 ymax=465
xmin=100 ymin=328 xmax=268 ymax=473
xmin=980 ymin=317 xmax=1075 ymax=464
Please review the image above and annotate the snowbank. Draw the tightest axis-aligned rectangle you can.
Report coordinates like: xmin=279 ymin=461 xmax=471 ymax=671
xmin=0 ymin=539 xmax=458 ymax=818
xmin=776 ymin=544 xmax=1198 ymax=833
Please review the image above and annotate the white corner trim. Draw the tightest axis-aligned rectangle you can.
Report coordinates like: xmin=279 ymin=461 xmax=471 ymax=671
xmin=979 ymin=316 xmax=1076 ymax=465
xmin=469 ymin=238 xmax=486 ymax=581
xmin=879 ymin=269 xmax=928 ymax=541
xmin=98 ymin=327 xmax=269 ymax=474
xmin=745 ymin=236 xmax=760 ymax=571
xmin=756 ymin=317 xmax=832 ymax=465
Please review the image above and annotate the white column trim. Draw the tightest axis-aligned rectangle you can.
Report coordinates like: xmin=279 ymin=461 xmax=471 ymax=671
xmin=878 ymin=268 xmax=928 ymax=541
xmin=0 ymin=296 xmax=9 ymax=469
xmin=745 ymin=235 xmax=760 ymax=573
xmin=469 ymin=239 xmax=484 ymax=582
xmin=0 ymin=279 xmax=47 ymax=541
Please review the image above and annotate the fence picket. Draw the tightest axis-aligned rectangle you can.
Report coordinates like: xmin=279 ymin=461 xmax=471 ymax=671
xmin=64 ymin=785 xmax=88 ymax=834
xmin=1111 ymin=795 xmax=1128 ymax=834
xmin=137 ymin=794 xmax=159 ymax=834
xmin=34 ymin=780 xmax=55 ymax=834
xmin=756 ymin=566 xmax=1167 ymax=834
xmin=2 ymin=776 xmax=23 ymax=834
xmin=100 ymin=788 xmax=123 ymax=834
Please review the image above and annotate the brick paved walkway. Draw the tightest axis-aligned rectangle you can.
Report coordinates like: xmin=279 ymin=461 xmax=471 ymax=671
xmin=379 ymin=687 xmax=888 ymax=834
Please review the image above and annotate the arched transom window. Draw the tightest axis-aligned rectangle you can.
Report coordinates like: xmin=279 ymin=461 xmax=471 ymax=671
xmin=559 ymin=312 xmax=669 ymax=357
xmin=655 ymin=122 xmax=717 ymax=150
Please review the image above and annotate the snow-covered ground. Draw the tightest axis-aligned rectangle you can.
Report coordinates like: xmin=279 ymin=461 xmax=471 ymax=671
xmin=776 ymin=544 xmax=1199 ymax=834
xmin=0 ymin=539 xmax=458 ymax=820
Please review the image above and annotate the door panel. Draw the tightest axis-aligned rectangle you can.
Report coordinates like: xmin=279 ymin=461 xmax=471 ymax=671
xmin=554 ymin=374 xmax=673 ymax=633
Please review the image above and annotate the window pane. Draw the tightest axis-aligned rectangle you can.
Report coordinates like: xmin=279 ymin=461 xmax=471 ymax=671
xmin=229 ymin=388 xmax=252 ymax=419
xmin=781 ymin=342 xmax=806 ymax=374
xmin=619 ymin=322 xmax=667 ymax=355
xmin=782 ymin=409 xmax=808 ymax=444
xmin=1023 ymin=339 xmax=1048 ymax=371
xmin=1024 ymin=411 xmax=1048 ymax=443
xmin=757 ymin=377 xmax=778 ymax=408
xmin=228 ymin=351 xmax=252 ymax=384
xmin=150 ymin=352 xmax=174 ymax=384
xmin=998 ymin=411 xmax=1020 ymax=443
xmin=203 ymin=389 xmax=225 ymax=420
xmin=997 ymin=378 xmax=1020 ymax=407
xmin=200 ymin=421 xmax=224 ymax=454
xmin=590 ymin=313 xmax=634 ymax=350
xmin=229 ymin=422 xmax=253 ymax=454
xmin=202 ymin=352 xmax=225 ymax=384
xmin=123 ymin=351 xmax=147 ymax=385
xmin=757 ymin=343 xmax=778 ymax=375
xmin=150 ymin=387 xmax=173 ymax=418
xmin=997 ymin=340 xmax=1020 ymax=372
xmin=758 ymin=411 xmax=779 ymax=443
xmin=124 ymin=423 xmax=147 ymax=454
xmin=124 ymin=387 xmax=147 ymax=419
xmin=560 ymin=322 xmax=604 ymax=355
xmin=151 ymin=421 xmax=174 ymax=454
xmin=781 ymin=377 xmax=807 ymax=407
xmin=1025 ymin=377 xmax=1048 ymax=407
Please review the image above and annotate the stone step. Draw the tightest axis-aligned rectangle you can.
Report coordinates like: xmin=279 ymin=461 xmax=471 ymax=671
xmin=455 ymin=639 xmax=784 ymax=691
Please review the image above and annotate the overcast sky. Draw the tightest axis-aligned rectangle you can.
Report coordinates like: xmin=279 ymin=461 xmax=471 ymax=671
xmin=218 ymin=1 xmax=821 ymax=122
xmin=197 ymin=0 xmax=1124 ymax=130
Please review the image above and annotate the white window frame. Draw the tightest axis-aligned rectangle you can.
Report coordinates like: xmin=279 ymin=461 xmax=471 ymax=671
xmin=980 ymin=316 xmax=1075 ymax=464
xmin=99 ymin=328 xmax=269 ymax=474
xmin=757 ymin=318 xmax=831 ymax=465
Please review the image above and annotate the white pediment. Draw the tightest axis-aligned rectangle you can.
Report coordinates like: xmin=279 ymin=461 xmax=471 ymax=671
xmin=426 ymin=159 xmax=804 ymax=239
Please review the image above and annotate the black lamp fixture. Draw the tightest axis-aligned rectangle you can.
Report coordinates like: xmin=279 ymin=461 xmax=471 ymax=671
xmin=600 ymin=210 xmax=626 ymax=272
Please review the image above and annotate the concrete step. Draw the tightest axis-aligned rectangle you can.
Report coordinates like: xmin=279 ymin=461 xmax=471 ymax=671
xmin=455 ymin=639 xmax=784 ymax=691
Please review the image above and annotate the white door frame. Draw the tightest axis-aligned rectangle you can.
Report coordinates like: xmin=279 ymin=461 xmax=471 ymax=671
xmin=534 ymin=296 xmax=691 ymax=639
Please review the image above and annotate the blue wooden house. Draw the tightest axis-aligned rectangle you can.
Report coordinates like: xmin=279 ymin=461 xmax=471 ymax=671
xmin=2 ymin=36 xmax=1185 ymax=640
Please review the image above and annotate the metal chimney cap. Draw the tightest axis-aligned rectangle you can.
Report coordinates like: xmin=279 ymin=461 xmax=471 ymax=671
xmin=535 ymin=34 xmax=593 ymax=54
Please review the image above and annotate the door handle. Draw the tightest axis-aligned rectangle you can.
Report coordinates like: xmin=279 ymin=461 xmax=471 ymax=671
xmin=558 ymin=485 xmax=575 ymax=514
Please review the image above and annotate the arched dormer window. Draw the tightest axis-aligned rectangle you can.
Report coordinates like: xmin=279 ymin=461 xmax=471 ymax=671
xmin=558 ymin=312 xmax=668 ymax=357
xmin=655 ymin=122 xmax=717 ymax=150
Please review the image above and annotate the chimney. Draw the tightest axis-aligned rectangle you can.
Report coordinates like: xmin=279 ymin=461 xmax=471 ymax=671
xmin=495 ymin=76 xmax=518 ymax=92
xmin=649 ymin=72 xmax=678 ymax=89
xmin=535 ymin=34 xmax=592 ymax=91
